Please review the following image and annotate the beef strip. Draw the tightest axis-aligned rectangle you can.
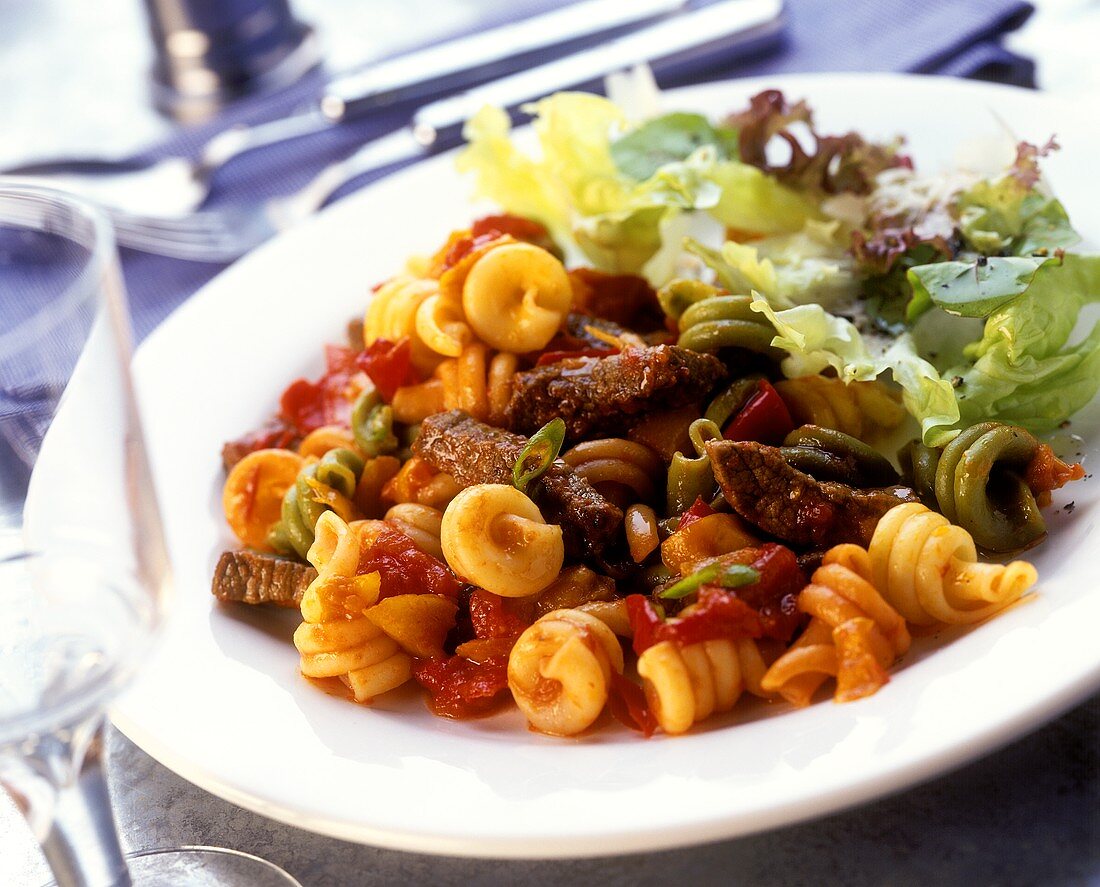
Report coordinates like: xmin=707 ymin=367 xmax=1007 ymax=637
xmin=212 ymin=550 xmax=315 ymax=607
xmin=707 ymin=439 xmax=919 ymax=548
xmin=563 ymin=312 xmax=641 ymax=348
xmin=413 ymin=410 xmax=623 ymax=555
xmin=506 ymin=345 xmax=727 ymax=438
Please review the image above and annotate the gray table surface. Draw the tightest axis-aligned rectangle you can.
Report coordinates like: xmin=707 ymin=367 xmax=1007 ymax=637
xmin=3 ymin=1 xmax=1099 ymax=884
xmin=3 ymin=697 xmax=1097 ymax=886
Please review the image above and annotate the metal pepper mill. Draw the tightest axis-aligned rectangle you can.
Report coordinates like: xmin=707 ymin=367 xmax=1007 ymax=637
xmin=141 ymin=0 xmax=321 ymax=121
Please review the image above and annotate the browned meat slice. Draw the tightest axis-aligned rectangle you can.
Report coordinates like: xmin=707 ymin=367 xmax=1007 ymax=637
xmin=563 ymin=312 xmax=641 ymax=348
xmin=212 ymin=550 xmax=315 ymax=607
xmin=413 ymin=410 xmax=623 ymax=555
xmin=706 ymin=439 xmax=918 ymax=548
xmin=568 ymin=267 xmax=666 ymax=332
xmin=507 ymin=345 xmax=727 ymax=438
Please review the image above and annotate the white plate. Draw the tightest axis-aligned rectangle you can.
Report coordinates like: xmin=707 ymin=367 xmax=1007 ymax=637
xmin=96 ymin=74 xmax=1100 ymax=857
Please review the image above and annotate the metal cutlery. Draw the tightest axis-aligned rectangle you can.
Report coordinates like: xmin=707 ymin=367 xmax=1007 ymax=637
xmin=35 ymin=0 xmax=783 ymax=263
xmin=2 ymin=0 xmax=684 ymax=218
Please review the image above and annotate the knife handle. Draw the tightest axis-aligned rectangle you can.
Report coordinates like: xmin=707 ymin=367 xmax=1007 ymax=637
xmin=320 ymin=0 xmax=685 ymax=122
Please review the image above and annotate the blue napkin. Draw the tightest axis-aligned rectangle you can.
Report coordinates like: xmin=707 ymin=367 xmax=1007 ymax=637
xmin=117 ymin=0 xmax=1035 ymax=341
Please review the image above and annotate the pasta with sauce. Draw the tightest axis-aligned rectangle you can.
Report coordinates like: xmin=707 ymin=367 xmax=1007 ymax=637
xmin=213 ymin=90 xmax=1090 ymax=739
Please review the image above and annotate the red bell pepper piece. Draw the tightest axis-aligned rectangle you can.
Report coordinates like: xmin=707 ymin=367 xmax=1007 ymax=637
xmin=676 ymin=496 xmax=716 ymax=532
xmin=723 ymin=379 xmax=795 ymax=446
xmin=356 ymin=337 xmax=419 ymax=401
xmin=608 ymin=672 xmax=657 ymax=738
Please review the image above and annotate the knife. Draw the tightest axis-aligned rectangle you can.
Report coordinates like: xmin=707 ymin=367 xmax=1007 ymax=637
xmin=285 ymin=0 xmax=785 ymax=218
xmin=196 ymin=0 xmax=687 ymax=170
xmin=319 ymin=0 xmax=688 ymax=121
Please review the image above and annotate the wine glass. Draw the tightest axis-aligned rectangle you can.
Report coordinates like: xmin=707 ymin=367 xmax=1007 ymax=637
xmin=0 ymin=184 xmax=300 ymax=886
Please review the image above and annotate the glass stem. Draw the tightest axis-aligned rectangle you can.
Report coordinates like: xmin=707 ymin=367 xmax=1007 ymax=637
xmin=2 ymin=714 xmax=130 ymax=887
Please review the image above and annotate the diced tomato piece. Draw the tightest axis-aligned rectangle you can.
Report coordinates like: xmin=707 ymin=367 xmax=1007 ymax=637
xmin=627 ymin=543 xmax=805 ymax=654
xmin=717 ymin=543 xmax=804 ymax=641
xmin=608 ymin=672 xmax=657 ymax=738
xmin=1025 ymin=443 xmax=1085 ymax=496
xmin=358 ymin=526 xmax=461 ymax=600
xmin=278 ymin=345 xmax=359 ymax=435
xmin=356 ymin=337 xmax=420 ymax=402
xmin=468 ymin=590 xmax=531 ymax=641
xmin=723 ymin=379 xmax=795 ymax=446
xmin=471 ymin=214 xmax=556 ymax=253
xmin=676 ymin=496 xmax=717 ymax=532
xmin=412 ymin=654 xmax=511 ymax=719
xmin=627 ymin=590 xmax=762 ymax=655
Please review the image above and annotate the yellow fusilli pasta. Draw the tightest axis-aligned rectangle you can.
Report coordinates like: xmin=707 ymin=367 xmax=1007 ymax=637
xmin=561 ymin=438 xmax=664 ymax=504
xmin=863 ymin=502 xmax=1038 ymax=625
xmin=364 ymin=275 xmax=443 ymax=374
xmin=761 ymin=555 xmax=910 ymax=706
xmin=440 ymin=483 xmax=564 ymax=597
xmin=774 ymin=375 xmax=905 ymax=441
xmin=508 ymin=608 xmax=624 ymax=736
xmin=293 ymin=512 xmax=412 ymax=703
xmin=384 ymin=502 xmax=444 ymax=560
xmin=637 ymin=636 xmax=768 ymax=735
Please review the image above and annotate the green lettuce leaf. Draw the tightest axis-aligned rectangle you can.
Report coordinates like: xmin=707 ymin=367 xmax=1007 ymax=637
xmin=458 ymin=93 xmax=812 ymax=278
xmin=686 ymin=221 xmax=857 ymax=310
xmin=611 ymin=112 xmax=738 ymax=181
xmin=954 ymin=142 xmax=1080 ymax=257
xmin=950 ymin=254 xmax=1100 ymax=432
xmin=906 ymin=255 xmax=1054 ymax=320
xmin=751 ymin=254 xmax=1100 ymax=443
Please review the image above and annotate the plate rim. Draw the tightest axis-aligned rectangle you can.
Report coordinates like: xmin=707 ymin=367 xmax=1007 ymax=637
xmin=110 ymin=71 xmax=1100 ymax=858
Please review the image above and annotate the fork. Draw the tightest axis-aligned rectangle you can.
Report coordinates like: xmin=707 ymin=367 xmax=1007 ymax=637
xmin=101 ymin=129 xmax=426 ymax=261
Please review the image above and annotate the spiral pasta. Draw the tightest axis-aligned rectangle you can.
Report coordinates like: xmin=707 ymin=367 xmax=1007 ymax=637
xmin=440 ymin=484 xmax=564 ymax=598
xmin=364 ymin=275 xmax=443 ymax=374
xmin=223 ymin=448 xmax=305 ymax=551
xmin=676 ymin=294 xmax=780 ymax=357
xmin=863 ymin=501 xmax=1038 ymax=625
xmin=761 ymin=555 xmax=910 ymax=706
xmin=436 ymin=343 xmax=517 ymax=426
xmin=774 ymin=375 xmax=905 ymax=441
xmin=508 ymin=608 xmax=624 ymax=736
xmin=269 ymin=448 xmax=366 ymax=559
xmin=293 ymin=512 xmax=412 ymax=703
xmin=461 ymin=242 xmax=573 ymax=353
xmin=561 ymin=438 xmax=664 ymax=504
xmin=637 ymin=636 xmax=769 ymax=735
xmin=666 ymin=418 xmax=723 ymax=515
xmin=415 ymin=292 xmax=473 ymax=358
xmin=901 ymin=422 xmax=1046 ymax=553
xmin=298 ymin=426 xmax=357 ymax=460
xmin=381 ymin=455 xmax=462 ymax=509
xmin=384 ymin=503 xmax=444 ymax=560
